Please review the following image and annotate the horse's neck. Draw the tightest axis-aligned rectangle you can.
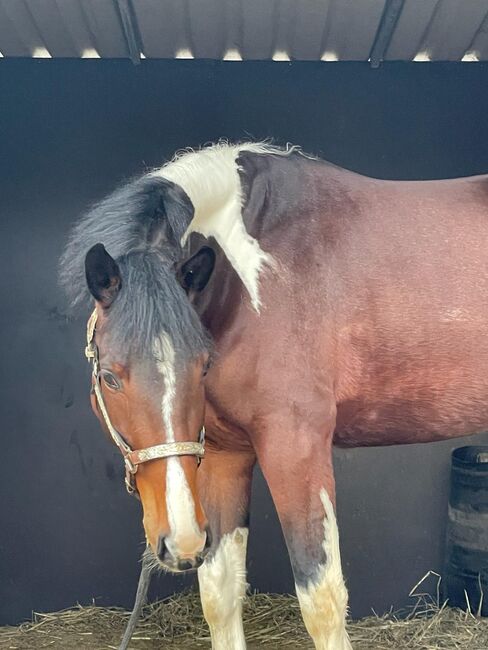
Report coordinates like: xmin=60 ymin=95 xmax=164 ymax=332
xmin=157 ymin=146 xmax=273 ymax=311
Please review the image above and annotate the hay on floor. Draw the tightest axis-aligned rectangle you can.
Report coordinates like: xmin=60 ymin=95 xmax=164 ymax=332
xmin=0 ymin=578 xmax=487 ymax=650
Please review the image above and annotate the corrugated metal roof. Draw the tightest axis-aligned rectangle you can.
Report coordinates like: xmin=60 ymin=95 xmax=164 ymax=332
xmin=0 ymin=0 xmax=487 ymax=64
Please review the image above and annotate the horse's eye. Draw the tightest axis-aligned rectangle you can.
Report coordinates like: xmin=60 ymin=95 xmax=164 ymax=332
xmin=101 ymin=370 xmax=122 ymax=391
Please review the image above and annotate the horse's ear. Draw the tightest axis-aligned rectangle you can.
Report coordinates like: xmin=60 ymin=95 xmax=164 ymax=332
xmin=178 ymin=247 xmax=216 ymax=294
xmin=144 ymin=178 xmax=194 ymax=248
xmin=85 ymin=244 xmax=122 ymax=309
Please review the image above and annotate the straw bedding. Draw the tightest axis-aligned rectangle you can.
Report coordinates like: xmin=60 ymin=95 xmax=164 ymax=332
xmin=1 ymin=582 xmax=486 ymax=650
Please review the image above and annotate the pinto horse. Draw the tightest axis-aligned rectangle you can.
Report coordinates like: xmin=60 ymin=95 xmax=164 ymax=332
xmin=60 ymin=143 xmax=488 ymax=650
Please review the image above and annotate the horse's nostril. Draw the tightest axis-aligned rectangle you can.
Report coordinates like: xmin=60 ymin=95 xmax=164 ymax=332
xmin=157 ymin=535 xmax=167 ymax=561
xmin=204 ymin=527 xmax=212 ymax=552
xmin=177 ymin=559 xmax=194 ymax=571
xmin=194 ymin=555 xmax=204 ymax=569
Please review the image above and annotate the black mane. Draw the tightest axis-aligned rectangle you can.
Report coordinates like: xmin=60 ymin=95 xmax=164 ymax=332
xmin=59 ymin=172 xmax=209 ymax=360
xmin=105 ymin=250 xmax=209 ymax=361
xmin=59 ymin=174 xmax=193 ymax=310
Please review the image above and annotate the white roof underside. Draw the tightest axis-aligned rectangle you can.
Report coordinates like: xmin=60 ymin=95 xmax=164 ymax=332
xmin=0 ymin=0 xmax=487 ymax=63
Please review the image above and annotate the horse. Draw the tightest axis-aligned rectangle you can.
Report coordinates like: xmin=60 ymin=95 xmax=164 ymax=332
xmin=59 ymin=142 xmax=488 ymax=650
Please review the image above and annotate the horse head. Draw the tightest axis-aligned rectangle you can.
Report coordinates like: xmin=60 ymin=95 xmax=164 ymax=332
xmin=84 ymin=241 xmax=215 ymax=572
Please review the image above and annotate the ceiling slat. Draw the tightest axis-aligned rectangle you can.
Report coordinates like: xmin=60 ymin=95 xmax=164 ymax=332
xmin=419 ymin=0 xmax=488 ymax=60
xmin=240 ymin=0 xmax=279 ymax=60
xmin=467 ymin=10 xmax=488 ymax=60
xmin=1 ymin=0 xmax=48 ymax=56
xmin=132 ymin=0 xmax=182 ymax=58
xmin=81 ymin=0 xmax=128 ymax=58
xmin=324 ymin=0 xmax=385 ymax=61
xmin=52 ymin=0 xmax=96 ymax=57
xmin=386 ymin=0 xmax=438 ymax=60
xmin=186 ymin=0 xmax=227 ymax=59
xmin=0 ymin=2 xmax=31 ymax=56
xmin=287 ymin=0 xmax=333 ymax=61
xmin=24 ymin=0 xmax=79 ymax=57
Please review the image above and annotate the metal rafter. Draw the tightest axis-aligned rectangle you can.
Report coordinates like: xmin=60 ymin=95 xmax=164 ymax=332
xmin=115 ymin=0 xmax=141 ymax=64
xmin=370 ymin=0 xmax=405 ymax=68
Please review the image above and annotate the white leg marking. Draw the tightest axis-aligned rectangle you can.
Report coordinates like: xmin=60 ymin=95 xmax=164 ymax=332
xmin=154 ymin=334 xmax=205 ymax=557
xmin=198 ymin=527 xmax=248 ymax=650
xmin=295 ymin=490 xmax=352 ymax=650
xmin=153 ymin=143 xmax=292 ymax=312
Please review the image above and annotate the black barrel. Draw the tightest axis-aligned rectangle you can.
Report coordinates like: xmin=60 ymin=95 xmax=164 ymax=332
xmin=444 ymin=446 xmax=488 ymax=615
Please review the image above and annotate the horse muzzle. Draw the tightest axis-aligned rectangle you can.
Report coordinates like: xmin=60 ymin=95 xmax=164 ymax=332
xmin=156 ymin=528 xmax=212 ymax=572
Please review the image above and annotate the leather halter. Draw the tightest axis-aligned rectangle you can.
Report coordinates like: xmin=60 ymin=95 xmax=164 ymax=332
xmin=84 ymin=309 xmax=205 ymax=496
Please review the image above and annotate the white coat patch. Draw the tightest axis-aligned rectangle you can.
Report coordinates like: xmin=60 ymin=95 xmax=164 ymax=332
xmin=153 ymin=334 xmax=204 ymax=558
xmin=198 ymin=527 xmax=248 ymax=650
xmin=153 ymin=143 xmax=295 ymax=312
xmin=295 ymin=490 xmax=352 ymax=650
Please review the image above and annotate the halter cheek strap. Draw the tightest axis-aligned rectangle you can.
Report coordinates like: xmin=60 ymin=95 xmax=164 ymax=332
xmin=85 ymin=309 xmax=205 ymax=496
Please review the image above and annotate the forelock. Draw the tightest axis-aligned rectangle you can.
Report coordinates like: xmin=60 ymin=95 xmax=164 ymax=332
xmin=103 ymin=251 xmax=209 ymax=363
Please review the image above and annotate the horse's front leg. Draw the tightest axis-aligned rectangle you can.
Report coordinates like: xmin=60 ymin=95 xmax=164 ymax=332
xmin=197 ymin=448 xmax=256 ymax=650
xmin=254 ymin=409 xmax=352 ymax=650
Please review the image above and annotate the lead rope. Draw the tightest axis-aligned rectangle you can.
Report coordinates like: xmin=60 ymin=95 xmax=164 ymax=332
xmin=118 ymin=548 xmax=154 ymax=650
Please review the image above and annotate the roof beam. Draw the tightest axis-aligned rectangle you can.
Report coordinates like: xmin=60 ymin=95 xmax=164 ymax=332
xmin=370 ymin=0 xmax=405 ymax=68
xmin=115 ymin=0 xmax=141 ymax=64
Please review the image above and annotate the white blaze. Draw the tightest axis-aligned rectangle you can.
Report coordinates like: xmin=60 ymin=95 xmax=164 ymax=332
xmin=153 ymin=334 xmax=204 ymax=557
xmin=155 ymin=333 xmax=176 ymax=443
xmin=295 ymin=489 xmax=352 ymax=650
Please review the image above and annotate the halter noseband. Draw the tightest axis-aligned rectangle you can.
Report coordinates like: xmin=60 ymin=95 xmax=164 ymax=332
xmin=85 ymin=309 xmax=205 ymax=496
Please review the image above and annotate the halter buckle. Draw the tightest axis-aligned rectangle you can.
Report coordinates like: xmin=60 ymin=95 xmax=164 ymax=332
xmin=124 ymin=454 xmax=138 ymax=475
xmin=125 ymin=473 xmax=137 ymax=495
xmin=85 ymin=342 xmax=96 ymax=361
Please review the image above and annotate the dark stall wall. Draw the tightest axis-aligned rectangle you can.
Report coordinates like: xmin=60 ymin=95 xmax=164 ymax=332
xmin=1 ymin=59 xmax=488 ymax=625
